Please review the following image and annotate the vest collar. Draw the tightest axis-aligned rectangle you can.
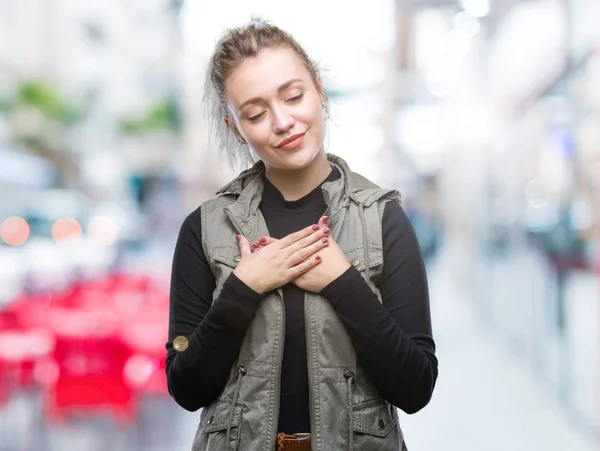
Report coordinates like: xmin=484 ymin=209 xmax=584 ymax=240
xmin=217 ymin=154 xmax=387 ymax=224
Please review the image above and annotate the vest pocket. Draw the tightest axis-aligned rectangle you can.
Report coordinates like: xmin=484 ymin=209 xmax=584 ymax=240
xmin=342 ymin=245 xmax=384 ymax=296
xmin=351 ymin=399 xmax=403 ymax=450
xmin=343 ymin=245 xmax=383 ymax=273
xmin=193 ymin=398 xmax=244 ymax=451
xmin=211 ymin=245 xmax=241 ymax=290
xmin=213 ymin=245 xmax=240 ymax=268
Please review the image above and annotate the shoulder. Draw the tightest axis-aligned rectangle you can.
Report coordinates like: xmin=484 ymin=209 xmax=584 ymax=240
xmin=200 ymin=165 xmax=265 ymax=214
xmin=382 ymin=201 xmax=408 ymax=226
xmin=199 ymin=193 xmax=236 ymax=215
xmin=348 ymin=170 xmax=381 ymax=190
xmin=347 ymin=172 xmax=401 ymax=211
xmin=381 ymin=202 xmax=423 ymax=250
xmin=180 ymin=206 xmax=202 ymax=231
xmin=329 ymin=154 xmax=400 ymax=203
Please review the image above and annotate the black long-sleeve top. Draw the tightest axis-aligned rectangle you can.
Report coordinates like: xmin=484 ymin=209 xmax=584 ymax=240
xmin=166 ymin=168 xmax=438 ymax=433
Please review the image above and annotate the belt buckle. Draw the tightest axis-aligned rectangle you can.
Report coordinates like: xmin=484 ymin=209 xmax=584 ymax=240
xmin=293 ymin=433 xmax=310 ymax=440
xmin=277 ymin=432 xmax=311 ymax=451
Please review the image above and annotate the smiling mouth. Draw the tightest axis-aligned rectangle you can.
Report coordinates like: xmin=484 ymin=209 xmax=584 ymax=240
xmin=276 ymin=132 xmax=306 ymax=149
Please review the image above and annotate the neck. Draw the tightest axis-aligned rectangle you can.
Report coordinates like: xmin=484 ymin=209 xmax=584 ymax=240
xmin=264 ymin=151 xmax=332 ymax=201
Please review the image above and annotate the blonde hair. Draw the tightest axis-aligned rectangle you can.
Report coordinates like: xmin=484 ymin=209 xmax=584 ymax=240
xmin=203 ymin=17 xmax=328 ymax=170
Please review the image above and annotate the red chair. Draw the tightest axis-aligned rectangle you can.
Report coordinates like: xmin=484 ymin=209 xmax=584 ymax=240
xmin=43 ymin=309 xmax=135 ymax=426
xmin=0 ymin=300 xmax=56 ymax=394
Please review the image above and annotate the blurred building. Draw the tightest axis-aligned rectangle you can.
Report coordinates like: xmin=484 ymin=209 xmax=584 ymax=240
xmin=0 ymin=0 xmax=184 ymax=198
xmin=391 ymin=0 xmax=600 ymax=437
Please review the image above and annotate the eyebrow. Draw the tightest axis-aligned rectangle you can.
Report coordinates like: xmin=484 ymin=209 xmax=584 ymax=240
xmin=238 ymin=79 xmax=304 ymax=111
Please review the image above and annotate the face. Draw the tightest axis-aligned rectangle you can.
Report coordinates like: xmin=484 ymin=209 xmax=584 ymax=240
xmin=224 ymin=47 xmax=326 ymax=171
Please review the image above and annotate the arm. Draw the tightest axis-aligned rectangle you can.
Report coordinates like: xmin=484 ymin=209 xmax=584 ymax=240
xmin=321 ymin=202 xmax=438 ymax=414
xmin=166 ymin=208 xmax=264 ymax=411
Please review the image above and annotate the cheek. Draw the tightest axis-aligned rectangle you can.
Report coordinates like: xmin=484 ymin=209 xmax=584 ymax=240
xmin=305 ymin=106 xmax=326 ymax=136
xmin=240 ymin=122 xmax=271 ymax=146
xmin=306 ymin=103 xmax=325 ymax=127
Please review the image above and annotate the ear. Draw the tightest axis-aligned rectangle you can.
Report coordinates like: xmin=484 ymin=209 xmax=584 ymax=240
xmin=315 ymin=73 xmax=326 ymax=104
xmin=224 ymin=116 xmax=247 ymax=145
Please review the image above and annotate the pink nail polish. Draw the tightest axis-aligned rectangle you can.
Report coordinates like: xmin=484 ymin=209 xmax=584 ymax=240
xmin=259 ymin=237 xmax=267 ymax=243
xmin=312 ymin=225 xmax=319 ymax=231
xmin=323 ymin=228 xmax=330 ymax=235
xmin=323 ymin=216 xmax=328 ymax=225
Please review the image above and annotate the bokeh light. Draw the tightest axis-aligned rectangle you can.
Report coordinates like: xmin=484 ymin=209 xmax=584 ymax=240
xmin=87 ymin=216 xmax=119 ymax=246
xmin=1 ymin=216 xmax=30 ymax=246
xmin=52 ymin=218 xmax=82 ymax=243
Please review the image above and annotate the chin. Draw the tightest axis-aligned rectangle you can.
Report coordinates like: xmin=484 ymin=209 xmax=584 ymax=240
xmin=268 ymin=145 xmax=322 ymax=171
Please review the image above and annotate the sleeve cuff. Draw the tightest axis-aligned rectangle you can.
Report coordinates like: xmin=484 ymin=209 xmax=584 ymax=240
xmin=321 ymin=266 xmax=372 ymax=306
xmin=211 ymin=273 xmax=266 ymax=331
xmin=224 ymin=272 xmax=265 ymax=301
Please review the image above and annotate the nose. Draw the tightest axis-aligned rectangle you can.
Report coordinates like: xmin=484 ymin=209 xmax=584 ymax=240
xmin=271 ymin=105 xmax=294 ymax=134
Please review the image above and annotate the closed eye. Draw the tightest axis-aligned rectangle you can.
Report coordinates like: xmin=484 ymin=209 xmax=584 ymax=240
xmin=247 ymin=112 xmax=265 ymax=122
xmin=246 ymin=93 xmax=303 ymax=121
xmin=286 ymin=93 xmax=304 ymax=102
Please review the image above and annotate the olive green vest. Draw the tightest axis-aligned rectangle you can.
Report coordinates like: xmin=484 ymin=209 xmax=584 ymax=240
xmin=192 ymin=154 xmax=407 ymax=451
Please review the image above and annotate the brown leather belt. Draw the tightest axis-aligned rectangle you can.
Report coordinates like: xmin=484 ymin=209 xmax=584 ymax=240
xmin=276 ymin=433 xmax=311 ymax=451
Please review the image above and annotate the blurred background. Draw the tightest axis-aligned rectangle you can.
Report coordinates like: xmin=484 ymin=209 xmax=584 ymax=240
xmin=0 ymin=0 xmax=599 ymax=449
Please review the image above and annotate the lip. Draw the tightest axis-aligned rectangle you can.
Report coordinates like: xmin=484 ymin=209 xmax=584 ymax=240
xmin=276 ymin=132 xmax=306 ymax=149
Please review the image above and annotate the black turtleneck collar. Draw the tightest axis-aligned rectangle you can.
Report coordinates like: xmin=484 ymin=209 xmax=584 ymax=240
xmin=261 ymin=166 xmax=341 ymax=213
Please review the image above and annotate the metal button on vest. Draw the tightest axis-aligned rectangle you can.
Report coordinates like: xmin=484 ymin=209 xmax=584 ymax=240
xmin=234 ymin=255 xmax=241 ymax=262
xmin=351 ymin=259 xmax=360 ymax=267
xmin=377 ymin=419 xmax=385 ymax=429
xmin=173 ymin=336 xmax=189 ymax=352
xmin=207 ymin=416 xmax=214 ymax=425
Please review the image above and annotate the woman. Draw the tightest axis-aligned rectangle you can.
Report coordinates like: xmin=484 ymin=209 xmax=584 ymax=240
xmin=166 ymin=18 xmax=438 ymax=451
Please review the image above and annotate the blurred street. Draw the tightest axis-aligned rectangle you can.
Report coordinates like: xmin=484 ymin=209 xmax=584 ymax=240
xmin=399 ymin=238 xmax=595 ymax=451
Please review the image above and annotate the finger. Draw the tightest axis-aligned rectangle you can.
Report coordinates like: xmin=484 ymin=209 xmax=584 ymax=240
xmin=307 ymin=237 xmax=328 ymax=254
xmin=318 ymin=216 xmax=328 ymax=229
xmin=283 ymin=227 xmax=328 ymax=259
xmin=290 ymin=254 xmax=322 ymax=278
xmin=279 ymin=224 xmax=320 ymax=249
xmin=287 ymin=237 xmax=328 ymax=267
xmin=258 ymin=236 xmax=276 ymax=245
xmin=253 ymin=236 xmax=276 ymax=251
xmin=236 ymin=235 xmax=252 ymax=258
xmin=317 ymin=217 xmax=331 ymax=237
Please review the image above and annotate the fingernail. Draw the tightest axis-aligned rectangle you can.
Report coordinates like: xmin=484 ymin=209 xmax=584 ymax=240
xmin=323 ymin=216 xmax=328 ymax=225
xmin=259 ymin=237 xmax=267 ymax=243
xmin=236 ymin=235 xmax=241 ymax=242
xmin=252 ymin=243 xmax=259 ymax=248
xmin=321 ymin=238 xmax=328 ymax=244
xmin=315 ymin=255 xmax=321 ymax=261
xmin=312 ymin=224 xmax=319 ymax=231
xmin=323 ymin=228 xmax=330 ymax=235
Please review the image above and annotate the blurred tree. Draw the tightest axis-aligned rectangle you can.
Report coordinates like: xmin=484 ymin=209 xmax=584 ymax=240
xmin=118 ymin=97 xmax=181 ymax=135
xmin=17 ymin=82 xmax=84 ymax=125
xmin=0 ymin=80 xmax=88 ymax=186
xmin=117 ymin=95 xmax=182 ymax=211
